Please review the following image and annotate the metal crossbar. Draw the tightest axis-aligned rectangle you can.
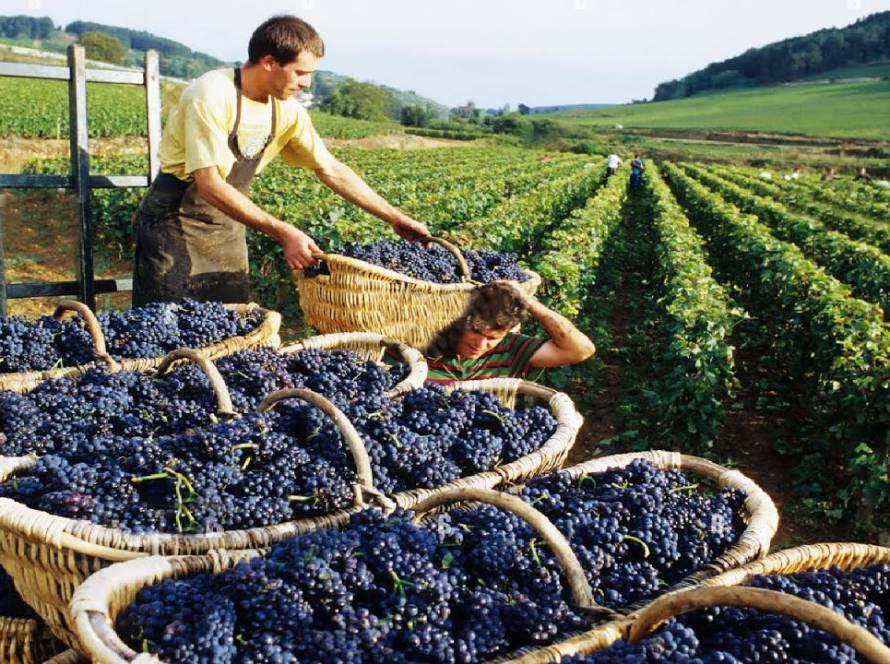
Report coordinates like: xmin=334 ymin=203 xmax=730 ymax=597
xmin=0 ymin=45 xmax=161 ymax=315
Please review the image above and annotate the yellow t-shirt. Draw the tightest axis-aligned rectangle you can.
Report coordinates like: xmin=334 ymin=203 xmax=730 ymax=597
xmin=158 ymin=68 xmax=335 ymax=181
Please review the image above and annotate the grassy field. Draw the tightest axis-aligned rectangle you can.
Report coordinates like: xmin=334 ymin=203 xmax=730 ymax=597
xmin=541 ymin=80 xmax=890 ymax=140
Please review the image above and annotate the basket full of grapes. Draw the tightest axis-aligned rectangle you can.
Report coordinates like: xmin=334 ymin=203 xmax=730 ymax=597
xmin=526 ymin=542 xmax=890 ymax=663
xmin=0 ymin=299 xmax=282 ymax=393
xmin=0 ymin=344 xmax=577 ymax=649
xmin=294 ymin=236 xmax=542 ymax=349
xmin=67 ymin=453 xmax=771 ymax=663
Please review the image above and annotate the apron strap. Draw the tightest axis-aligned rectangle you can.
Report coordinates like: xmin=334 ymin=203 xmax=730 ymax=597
xmin=230 ymin=67 xmax=277 ymax=161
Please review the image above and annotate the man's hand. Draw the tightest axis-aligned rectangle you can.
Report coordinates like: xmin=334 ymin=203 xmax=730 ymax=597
xmin=391 ymin=215 xmax=432 ymax=243
xmin=278 ymin=225 xmax=321 ymax=270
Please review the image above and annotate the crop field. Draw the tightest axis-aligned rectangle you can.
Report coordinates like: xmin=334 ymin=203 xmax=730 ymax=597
xmin=0 ymin=76 xmax=397 ymax=139
xmin=538 ymin=79 xmax=890 ymax=140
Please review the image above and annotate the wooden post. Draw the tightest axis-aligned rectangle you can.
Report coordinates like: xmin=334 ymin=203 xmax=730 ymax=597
xmin=144 ymin=50 xmax=161 ymax=183
xmin=68 ymin=44 xmax=95 ymax=309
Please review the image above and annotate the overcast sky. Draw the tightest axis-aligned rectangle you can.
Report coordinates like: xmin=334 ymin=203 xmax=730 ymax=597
xmin=7 ymin=0 xmax=890 ymax=107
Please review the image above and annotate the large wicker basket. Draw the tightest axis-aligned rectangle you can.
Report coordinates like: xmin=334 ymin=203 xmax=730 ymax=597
xmin=0 ymin=376 xmax=576 ymax=651
xmin=293 ymin=236 xmax=542 ymax=349
xmin=504 ymin=542 xmax=890 ymax=662
xmin=389 ymin=378 xmax=583 ymax=508
xmin=71 ymin=487 xmax=611 ymax=663
xmin=0 ymin=387 xmax=378 ymax=651
xmin=0 ymin=301 xmax=282 ymax=394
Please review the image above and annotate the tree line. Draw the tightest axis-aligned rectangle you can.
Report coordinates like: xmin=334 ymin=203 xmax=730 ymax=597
xmin=654 ymin=10 xmax=890 ymax=100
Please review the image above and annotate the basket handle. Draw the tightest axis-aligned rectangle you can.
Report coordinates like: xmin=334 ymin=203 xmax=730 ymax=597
xmin=53 ymin=300 xmax=118 ymax=370
xmin=257 ymin=388 xmax=377 ymax=508
xmin=428 ymin=235 xmax=472 ymax=282
xmin=379 ymin=336 xmax=428 ymax=396
xmin=628 ymin=586 xmax=890 ymax=664
xmin=153 ymin=348 xmax=237 ymax=419
xmin=410 ymin=486 xmax=618 ymax=619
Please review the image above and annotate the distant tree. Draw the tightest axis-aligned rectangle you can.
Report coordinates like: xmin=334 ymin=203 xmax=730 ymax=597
xmin=518 ymin=103 xmax=531 ymax=115
xmin=319 ymin=79 xmax=397 ymax=121
xmin=0 ymin=15 xmax=54 ymax=39
xmin=79 ymin=31 xmax=127 ymax=65
xmin=400 ymin=104 xmax=437 ymax=127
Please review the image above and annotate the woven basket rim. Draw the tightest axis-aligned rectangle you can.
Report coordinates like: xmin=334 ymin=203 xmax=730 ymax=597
xmin=0 ymin=303 xmax=281 ymax=394
xmin=297 ymin=251 xmax=542 ymax=293
xmin=0 ymin=378 xmax=577 ymax=557
xmin=699 ymin=542 xmax=890 ymax=588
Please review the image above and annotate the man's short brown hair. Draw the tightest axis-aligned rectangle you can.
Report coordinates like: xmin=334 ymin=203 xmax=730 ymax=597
xmin=248 ymin=15 xmax=325 ymax=65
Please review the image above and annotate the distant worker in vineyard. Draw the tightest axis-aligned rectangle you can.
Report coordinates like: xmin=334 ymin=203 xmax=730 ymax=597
xmin=630 ymin=154 xmax=645 ymax=189
xmin=422 ymin=281 xmax=596 ymax=383
xmin=131 ymin=15 xmax=430 ymax=306
xmin=606 ymin=153 xmax=622 ymax=177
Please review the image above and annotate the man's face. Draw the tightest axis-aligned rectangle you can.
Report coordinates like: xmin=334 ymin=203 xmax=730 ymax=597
xmin=264 ymin=51 xmax=320 ymax=100
xmin=456 ymin=324 xmax=509 ymax=360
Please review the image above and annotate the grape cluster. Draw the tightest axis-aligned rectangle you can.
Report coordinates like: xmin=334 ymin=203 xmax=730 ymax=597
xmin=565 ymin=563 xmax=890 ymax=663
xmin=0 ymin=299 xmax=262 ymax=374
xmin=305 ymin=239 xmax=530 ymax=283
xmin=520 ymin=460 xmax=747 ymax=608
xmin=0 ymin=347 xmax=556 ymax=534
xmin=115 ymin=461 xmax=749 ymax=663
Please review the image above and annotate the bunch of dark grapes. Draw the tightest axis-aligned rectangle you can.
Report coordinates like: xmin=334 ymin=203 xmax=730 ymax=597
xmin=519 ymin=459 xmax=747 ymax=609
xmin=116 ymin=508 xmax=579 ymax=664
xmin=115 ymin=461 xmax=752 ymax=664
xmin=0 ymin=315 xmax=92 ymax=372
xmin=0 ymin=351 xmax=555 ymax=534
xmin=0 ymin=299 xmax=262 ymax=374
xmin=305 ymin=239 xmax=530 ymax=284
xmin=0 ymin=347 xmax=410 ymax=457
xmin=97 ymin=299 xmax=263 ymax=359
xmin=564 ymin=563 xmax=890 ymax=663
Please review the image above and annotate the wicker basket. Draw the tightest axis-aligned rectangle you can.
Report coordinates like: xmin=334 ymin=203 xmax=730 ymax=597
xmin=293 ymin=236 xmax=542 ymax=349
xmin=71 ymin=487 xmax=613 ymax=663
xmin=548 ymin=451 xmax=780 ymax=589
xmin=0 ymin=387 xmax=377 ymax=651
xmin=0 ymin=615 xmax=69 ymax=664
xmin=389 ymin=378 xmax=583 ymax=509
xmin=0 ymin=376 xmax=576 ymax=651
xmin=504 ymin=542 xmax=890 ymax=663
xmin=0 ymin=300 xmax=282 ymax=394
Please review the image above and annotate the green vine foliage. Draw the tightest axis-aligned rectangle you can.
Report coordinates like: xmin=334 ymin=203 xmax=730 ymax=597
xmin=663 ymin=162 xmax=890 ymax=532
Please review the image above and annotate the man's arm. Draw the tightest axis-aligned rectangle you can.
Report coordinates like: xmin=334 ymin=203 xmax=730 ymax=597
xmin=315 ymin=159 xmax=431 ymax=242
xmin=192 ymin=167 xmax=319 ymax=270
xmin=520 ymin=292 xmax=596 ymax=369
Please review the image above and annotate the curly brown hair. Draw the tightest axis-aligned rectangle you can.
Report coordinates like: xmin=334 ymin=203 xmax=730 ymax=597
xmin=425 ymin=282 xmax=529 ymax=357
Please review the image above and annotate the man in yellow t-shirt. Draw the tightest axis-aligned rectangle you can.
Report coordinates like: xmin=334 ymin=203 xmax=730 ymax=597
xmin=132 ymin=15 xmax=431 ymax=306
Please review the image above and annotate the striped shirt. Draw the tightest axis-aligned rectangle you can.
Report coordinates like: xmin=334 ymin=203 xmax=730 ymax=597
xmin=424 ymin=333 xmax=546 ymax=384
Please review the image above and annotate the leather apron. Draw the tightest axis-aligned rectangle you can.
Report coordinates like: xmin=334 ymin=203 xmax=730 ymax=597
xmin=131 ymin=68 xmax=277 ymax=306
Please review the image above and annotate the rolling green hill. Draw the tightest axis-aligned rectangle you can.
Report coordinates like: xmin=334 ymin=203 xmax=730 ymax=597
xmin=541 ymin=80 xmax=890 ymax=141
